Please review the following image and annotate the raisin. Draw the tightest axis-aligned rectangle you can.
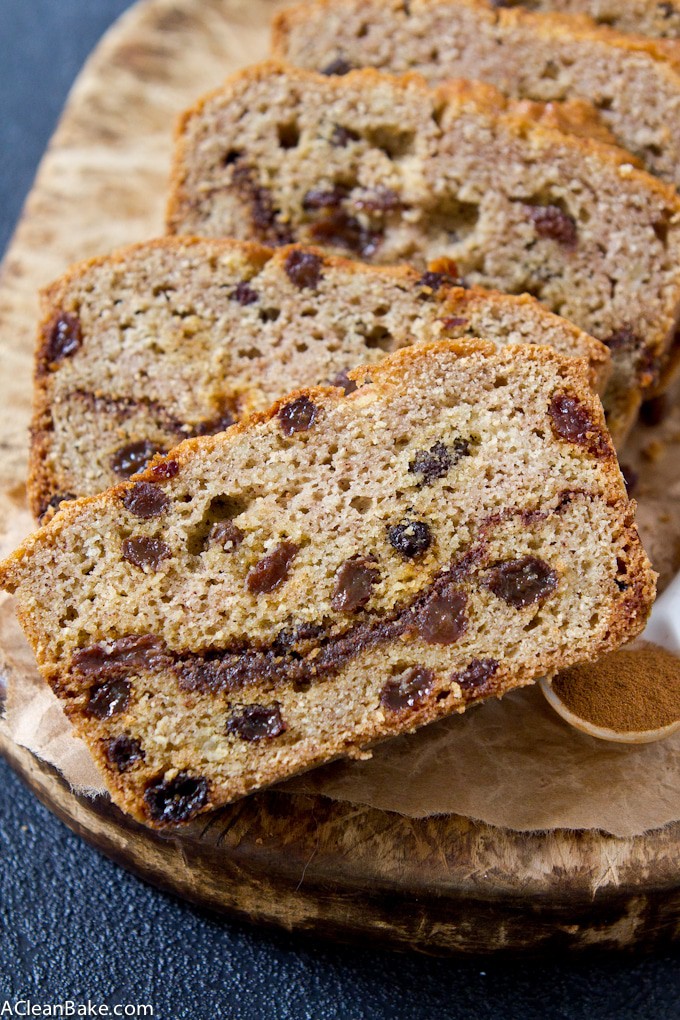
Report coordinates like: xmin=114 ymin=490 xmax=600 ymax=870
xmin=640 ymin=394 xmax=668 ymax=427
xmin=418 ymin=270 xmax=454 ymax=293
xmin=486 ymin=556 xmax=558 ymax=609
xmin=309 ymin=209 xmax=382 ymax=258
xmin=526 ymin=205 xmax=577 ymax=248
xmin=302 ymin=186 xmax=348 ymax=210
xmin=278 ymin=395 xmax=318 ymax=435
xmin=416 ymin=586 xmax=467 ymax=644
xmin=284 ymin=250 xmax=324 ymax=289
xmin=247 ymin=541 xmax=299 ymax=593
xmin=209 ymin=520 xmax=244 ymax=551
xmin=354 ymin=188 xmax=402 ymax=212
xmin=409 ymin=439 xmax=470 ymax=486
xmin=39 ymin=492 xmax=76 ymax=521
xmin=144 ymin=772 xmax=209 ymax=824
xmin=328 ymin=368 xmax=358 ymax=395
xmin=123 ymin=536 xmax=171 ymax=571
xmin=388 ymin=520 xmax=432 ymax=558
xmin=87 ymin=678 xmax=131 ymax=720
xmin=230 ymin=281 xmax=259 ymax=305
xmin=620 ymin=463 xmax=638 ymax=495
xmin=232 ymin=164 xmax=292 ymax=246
xmin=331 ymin=124 xmax=360 ymax=147
xmin=549 ymin=392 xmax=609 ymax=457
xmin=72 ymin=635 xmax=168 ymax=675
xmin=189 ymin=411 xmax=236 ymax=437
xmin=332 ymin=556 xmax=381 ymax=612
xmin=45 ymin=312 xmax=82 ymax=363
xmin=321 ymin=57 xmax=353 ymax=75
xmin=454 ymin=658 xmax=499 ymax=694
xmin=380 ymin=667 xmax=434 ymax=712
xmin=602 ymin=326 xmax=641 ymax=352
xmin=122 ymin=481 xmax=170 ymax=518
xmin=227 ymin=702 xmax=286 ymax=741
xmin=111 ymin=440 xmax=163 ymax=479
xmin=148 ymin=459 xmax=180 ymax=481
xmin=442 ymin=316 xmax=469 ymax=330
xmin=105 ymin=734 xmax=144 ymax=772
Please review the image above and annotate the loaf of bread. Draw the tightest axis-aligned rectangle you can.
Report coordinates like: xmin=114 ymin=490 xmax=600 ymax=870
xmin=482 ymin=0 xmax=680 ymax=41
xmin=272 ymin=0 xmax=680 ymax=187
xmin=167 ymin=63 xmax=680 ymax=442
xmin=0 ymin=340 xmax=655 ymax=827
xmin=31 ymin=237 xmax=609 ymax=518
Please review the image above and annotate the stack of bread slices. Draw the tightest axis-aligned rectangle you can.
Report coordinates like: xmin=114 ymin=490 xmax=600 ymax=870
xmin=3 ymin=0 xmax=675 ymax=827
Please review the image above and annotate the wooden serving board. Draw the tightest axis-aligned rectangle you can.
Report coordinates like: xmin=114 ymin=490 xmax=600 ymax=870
xmin=1 ymin=0 xmax=679 ymax=954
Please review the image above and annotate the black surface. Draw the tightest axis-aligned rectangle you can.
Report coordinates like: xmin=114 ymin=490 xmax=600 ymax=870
xmin=0 ymin=2 xmax=679 ymax=1017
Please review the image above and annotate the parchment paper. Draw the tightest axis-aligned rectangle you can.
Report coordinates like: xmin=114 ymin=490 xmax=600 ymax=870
xmin=1 ymin=390 xmax=679 ymax=837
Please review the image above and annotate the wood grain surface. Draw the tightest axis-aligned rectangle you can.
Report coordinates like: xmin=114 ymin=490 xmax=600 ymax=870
xmin=0 ymin=0 xmax=678 ymax=954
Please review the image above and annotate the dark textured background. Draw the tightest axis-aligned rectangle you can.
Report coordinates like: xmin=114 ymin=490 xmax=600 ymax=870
xmin=0 ymin=2 xmax=678 ymax=1017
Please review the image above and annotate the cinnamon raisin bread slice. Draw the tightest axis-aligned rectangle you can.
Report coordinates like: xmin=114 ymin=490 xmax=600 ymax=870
xmin=167 ymin=63 xmax=680 ymax=441
xmin=32 ymin=238 xmax=609 ymax=519
xmin=272 ymin=0 xmax=680 ymax=187
xmin=0 ymin=340 xmax=655 ymax=827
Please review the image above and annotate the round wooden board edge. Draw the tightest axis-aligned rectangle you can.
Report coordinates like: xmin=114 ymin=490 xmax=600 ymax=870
xmin=2 ymin=724 xmax=680 ymax=955
xmin=1 ymin=0 xmax=679 ymax=954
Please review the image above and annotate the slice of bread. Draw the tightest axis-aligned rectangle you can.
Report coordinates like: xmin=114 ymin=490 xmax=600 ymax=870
xmin=272 ymin=0 xmax=680 ymax=187
xmin=166 ymin=63 xmax=680 ymax=442
xmin=31 ymin=237 xmax=609 ymax=518
xmin=0 ymin=340 xmax=655 ymax=827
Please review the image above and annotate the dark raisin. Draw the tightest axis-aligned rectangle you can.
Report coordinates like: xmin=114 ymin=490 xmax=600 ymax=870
xmin=39 ymin=492 xmax=76 ymax=521
xmin=416 ymin=586 xmax=467 ymax=644
xmin=418 ymin=270 xmax=455 ymax=292
xmin=640 ymin=394 xmax=668 ymax=427
xmin=486 ymin=556 xmax=558 ymax=609
xmin=302 ymin=186 xmax=348 ymax=210
xmin=454 ymin=658 xmax=499 ymax=694
xmin=408 ymin=439 xmax=470 ymax=486
xmin=230 ymin=281 xmax=259 ymax=305
xmin=284 ymin=250 xmax=324 ymax=289
xmin=148 ymin=459 xmax=180 ymax=481
xmin=87 ymin=678 xmax=131 ymax=720
xmin=321 ymin=57 xmax=353 ymax=75
xmin=232 ymin=164 xmax=292 ymax=246
xmin=388 ymin=520 xmax=432 ymax=558
xmin=72 ymin=635 xmax=168 ymax=675
xmin=601 ymin=326 xmax=641 ymax=352
xmin=332 ymin=556 xmax=381 ymax=612
xmin=122 ymin=481 xmax=170 ymax=518
xmin=278 ymin=395 xmax=318 ymax=435
xmin=380 ymin=667 xmax=434 ymax=712
xmin=105 ymin=734 xmax=144 ymax=772
xmin=189 ymin=410 xmax=236 ymax=437
xmin=144 ymin=772 xmax=209 ymax=824
xmin=227 ymin=702 xmax=286 ymax=741
xmin=549 ymin=392 xmax=609 ymax=456
xmin=247 ymin=541 xmax=299 ymax=593
xmin=442 ymin=316 xmax=469 ymax=330
xmin=45 ymin=312 xmax=82 ymax=363
xmin=526 ymin=205 xmax=577 ymax=248
xmin=123 ymin=536 xmax=171 ymax=571
xmin=331 ymin=124 xmax=360 ymax=147
xmin=354 ymin=188 xmax=402 ymax=212
xmin=209 ymin=520 xmax=244 ymax=551
xmin=111 ymin=440 xmax=163 ymax=479
xmin=620 ymin=463 xmax=638 ymax=495
xmin=328 ymin=368 xmax=358 ymax=395
xmin=309 ymin=210 xmax=382 ymax=258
